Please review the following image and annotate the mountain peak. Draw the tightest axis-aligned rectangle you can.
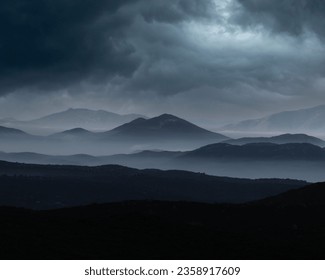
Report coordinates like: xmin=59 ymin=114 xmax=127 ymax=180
xmin=27 ymin=108 xmax=147 ymax=131
xmin=50 ymin=127 xmax=93 ymax=138
xmin=156 ymin=113 xmax=180 ymax=119
xmin=110 ymin=114 xmax=229 ymax=143
xmin=62 ymin=128 xmax=91 ymax=134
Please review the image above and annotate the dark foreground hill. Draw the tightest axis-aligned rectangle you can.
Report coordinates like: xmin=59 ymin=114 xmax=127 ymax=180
xmin=0 ymin=161 xmax=306 ymax=209
xmin=1 ymin=181 xmax=325 ymax=259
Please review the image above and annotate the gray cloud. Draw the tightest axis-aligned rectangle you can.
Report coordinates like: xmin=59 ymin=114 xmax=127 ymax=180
xmin=0 ymin=0 xmax=216 ymax=96
xmin=235 ymin=0 xmax=325 ymax=38
xmin=1 ymin=0 xmax=325 ymax=124
xmin=0 ymin=0 xmax=143 ymax=93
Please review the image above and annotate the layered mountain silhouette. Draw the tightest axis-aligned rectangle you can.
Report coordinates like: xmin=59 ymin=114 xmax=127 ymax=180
xmin=50 ymin=114 xmax=228 ymax=142
xmin=182 ymin=142 xmax=325 ymax=160
xmin=222 ymin=104 xmax=325 ymax=133
xmin=0 ymin=126 xmax=29 ymax=136
xmin=223 ymin=133 xmax=325 ymax=147
xmin=0 ymin=160 xmax=307 ymax=209
xmin=1 ymin=107 xmax=325 ymax=260
xmin=0 ymin=126 xmax=42 ymax=142
xmin=1 ymin=142 xmax=325 ymax=181
xmin=0 ymin=114 xmax=229 ymax=154
xmin=1 ymin=182 xmax=325 ymax=259
xmin=3 ymin=142 xmax=325 ymax=165
xmin=258 ymin=181 xmax=325 ymax=208
xmin=0 ymin=108 xmax=146 ymax=134
xmin=28 ymin=108 xmax=145 ymax=129
xmin=102 ymin=114 xmax=229 ymax=144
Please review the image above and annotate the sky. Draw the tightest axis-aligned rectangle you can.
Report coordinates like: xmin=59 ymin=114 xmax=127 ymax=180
xmin=1 ymin=0 xmax=325 ymax=126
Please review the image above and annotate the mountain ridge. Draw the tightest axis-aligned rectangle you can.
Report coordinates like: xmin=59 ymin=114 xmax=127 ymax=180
xmin=221 ymin=105 xmax=325 ymax=133
xmin=223 ymin=133 xmax=325 ymax=147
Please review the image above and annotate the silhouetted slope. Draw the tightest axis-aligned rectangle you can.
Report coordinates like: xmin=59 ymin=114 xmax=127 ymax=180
xmin=223 ymin=133 xmax=325 ymax=147
xmin=0 ymin=151 xmax=99 ymax=165
xmin=258 ymin=182 xmax=325 ymax=207
xmin=1 ymin=142 xmax=325 ymax=182
xmin=0 ymin=160 xmax=306 ymax=209
xmin=0 ymin=126 xmax=29 ymax=136
xmin=0 ymin=114 xmax=230 ymax=154
xmin=0 ymin=126 xmax=43 ymax=143
xmin=28 ymin=108 xmax=145 ymax=129
xmin=49 ymin=127 xmax=97 ymax=140
xmin=1 ymin=192 xmax=325 ymax=259
xmin=182 ymin=142 xmax=325 ymax=160
xmin=106 ymin=114 xmax=229 ymax=141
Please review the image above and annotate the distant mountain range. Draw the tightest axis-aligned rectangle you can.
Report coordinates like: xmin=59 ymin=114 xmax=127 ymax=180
xmin=222 ymin=105 xmax=325 ymax=134
xmin=1 ymin=141 xmax=325 ymax=182
xmin=28 ymin=108 xmax=145 ymax=129
xmin=223 ymin=133 xmax=325 ymax=147
xmin=52 ymin=113 xmax=228 ymax=142
xmin=0 ymin=108 xmax=146 ymax=133
xmin=182 ymin=142 xmax=325 ymax=161
xmin=0 ymin=114 xmax=230 ymax=154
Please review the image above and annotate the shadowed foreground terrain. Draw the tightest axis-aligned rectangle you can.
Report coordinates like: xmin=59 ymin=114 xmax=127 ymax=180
xmin=0 ymin=161 xmax=307 ymax=209
xmin=1 ymin=181 xmax=325 ymax=260
xmin=0 ymin=160 xmax=323 ymax=260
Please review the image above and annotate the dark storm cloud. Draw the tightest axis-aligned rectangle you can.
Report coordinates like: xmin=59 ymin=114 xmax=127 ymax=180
xmin=236 ymin=0 xmax=325 ymax=38
xmin=0 ymin=0 xmax=142 ymax=94
xmin=140 ymin=0 xmax=216 ymax=23
xmin=0 ymin=0 xmax=216 ymax=95
xmin=1 ymin=0 xmax=325 ymax=123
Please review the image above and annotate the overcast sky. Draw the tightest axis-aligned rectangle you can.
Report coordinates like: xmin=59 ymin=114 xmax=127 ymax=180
xmin=1 ymin=0 xmax=325 ymax=126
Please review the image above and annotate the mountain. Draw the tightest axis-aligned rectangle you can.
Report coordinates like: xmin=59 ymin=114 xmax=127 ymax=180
xmin=0 ymin=151 xmax=100 ymax=166
xmin=221 ymin=105 xmax=325 ymax=133
xmin=103 ymin=114 xmax=229 ymax=148
xmin=46 ymin=114 xmax=230 ymax=153
xmin=223 ymin=133 xmax=325 ymax=147
xmin=26 ymin=108 xmax=146 ymax=130
xmin=0 ymin=160 xmax=306 ymax=209
xmin=108 ymin=114 xmax=227 ymax=139
xmin=182 ymin=142 xmax=325 ymax=161
xmin=1 ymin=142 xmax=325 ymax=181
xmin=49 ymin=127 xmax=98 ymax=141
xmin=259 ymin=181 xmax=325 ymax=208
xmin=0 ymin=108 xmax=146 ymax=135
xmin=2 ymin=183 xmax=325 ymax=259
xmin=0 ymin=125 xmax=29 ymax=136
xmin=0 ymin=114 xmax=230 ymax=155
xmin=0 ymin=126 xmax=42 ymax=143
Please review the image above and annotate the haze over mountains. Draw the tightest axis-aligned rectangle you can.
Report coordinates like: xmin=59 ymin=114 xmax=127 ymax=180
xmin=2 ymin=106 xmax=325 ymax=260
xmin=0 ymin=113 xmax=229 ymax=154
xmin=1 ymin=142 xmax=325 ymax=182
xmin=1 ymin=106 xmax=325 ymax=181
xmin=223 ymin=134 xmax=325 ymax=146
xmin=0 ymin=108 xmax=146 ymax=134
xmin=222 ymin=105 xmax=325 ymax=135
